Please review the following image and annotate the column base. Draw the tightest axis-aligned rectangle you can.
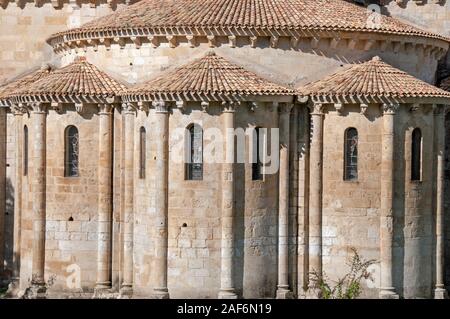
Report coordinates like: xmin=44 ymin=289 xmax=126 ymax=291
xmin=218 ymin=288 xmax=238 ymax=299
xmin=22 ymin=283 xmax=47 ymax=299
xmin=379 ymin=288 xmax=399 ymax=299
xmin=93 ymin=283 xmax=116 ymax=299
xmin=434 ymin=288 xmax=448 ymax=299
xmin=5 ymin=278 xmax=20 ymax=298
xmin=276 ymin=288 xmax=294 ymax=299
xmin=119 ymin=285 xmax=133 ymax=299
xmin=151 ymin=287 xmax=170 ymax=299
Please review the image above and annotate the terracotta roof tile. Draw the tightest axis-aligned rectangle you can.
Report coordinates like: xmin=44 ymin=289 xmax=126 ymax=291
xmin=47 ymin=0 xmax=447 ymax=44
xmin=10 ymin=57 xmax=127 ymax=100
xmin=124 ymin=51 xmax=294 ymax=100
xmin=0 ymin=66 xmax=52 ymax=105
xmin=298 ymin=56 xmax=450 ymax=99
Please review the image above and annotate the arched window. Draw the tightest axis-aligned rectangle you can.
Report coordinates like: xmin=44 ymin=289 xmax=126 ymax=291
xmin=344 ymin=128 xmax=358 ymax=181
xmin=65 ymin=126 xmax=79 ymax=177
xmin=411 ymin=128 xmax=422 ymax=181
xmin=252 ymin=127 xmax=263 ymax=180
xmin=139 ymin=127 xmax=146 ymax=179
xmin=23 ymin=125 xmax=28 ymax=176
xmin=186 ymin=124 xmax=203 ymax=180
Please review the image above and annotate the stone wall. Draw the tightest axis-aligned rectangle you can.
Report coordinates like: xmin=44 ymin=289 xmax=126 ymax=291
xmin=0 ymin=2 xmax=123 ymax=84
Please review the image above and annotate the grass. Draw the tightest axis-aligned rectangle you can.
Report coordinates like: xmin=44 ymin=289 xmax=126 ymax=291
xmin=0 ymin=286 xmax=7 ymax=299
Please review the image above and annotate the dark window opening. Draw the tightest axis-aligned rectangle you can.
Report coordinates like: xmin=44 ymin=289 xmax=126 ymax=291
xmin=65 ymin=125 xmax=79 ymax=177
xmin=411 ymin=128 xmax=422 ymax=181
xmin=344 ymin=128 xmax=358 ymax=181
xmin=252 ymin=128 xmax=263 ymax=180
xmin=139 ymin=127 xmax=146 ymax=179
xmin=186 ymin=124 xmax=203 ymax=180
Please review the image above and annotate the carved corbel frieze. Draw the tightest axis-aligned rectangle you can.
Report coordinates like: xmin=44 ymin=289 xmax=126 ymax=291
xmin=228 ymin=35 xmax=236 ymax=48
xmin=98 ymin=103 xmax=113 ymax=114
xmin=148 ymin=36 xmax=159 ymax=48
xmin=201 ymin=101 xmax=210 ymax=113
xmin=166 ymin=35 xmax=177 ymax=48
xmin=51 ymin=102 xmax=64 ymax=114
xmin=270 ymin=35 xmax=279 ymax=49
xmin=86 ymin=39 xmax=99 ymax=52
xmin=99 ymin=38 xmax=111 ymax=51
xmin=207 ymin=35 xmax=216 ymax=48
xmin=137 ymin=101 xmax=149 ymax=113
xmin=409 ymin=103 xmax=420 ymax=113
xmin=278 ymin=102 xmax=294 ymax=114
xmin=250 ymin=36 xmax=257 ymax=48
xmin=360 ymin=103 xmax=368 ymax=115
xmin=30 ymin=102 xmax=48 ymax=113
xmin=131 ymin=37 xmax=142 ymax=49
xmin=347 ymin=39 xmax=357 ymax=50
xmin=186 ymin=35 xmax=196 ymax=48
xmin=113 ymin=37 xmax=126 ymax=49
xmin=290 ymin=37 xmax=299 ymax=49
xmin=310 ymin=37 xmax=320 ymax=49
xmin=249 ymin=101 xmax=262 ymax=112
xmin=75 ymin=103 xmax=84 ymax=114
xmin=176 ymin=100 xmax=186 ymax=112
xmin=334 ymin=103 xmax=344 ymax=115
xmin=363 ymin=39 xmax=375 ymax=51
xmin=309 ymin=102 xmax=324 ymax=115
xmin=330 ymin=37 xmax=341 ymax=49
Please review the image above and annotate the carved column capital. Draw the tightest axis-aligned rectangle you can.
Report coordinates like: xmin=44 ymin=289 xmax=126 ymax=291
xmin=278 ymin=102 xmax=293 ymax=114
xmin=152 ymin=100 xmax=169 ymax=113
xmin=11 ymin=103 xmax=28 ymax=116
xmin=30 ymin=102 xmax=48 ymax=114
xmin=310 ymin=103 xmax=324 ymax=115
xmin=122 ymin=102 xmax=137 ymax=114
xmin=98 ymin=103 xmax=113 ymax=115
xmin=222 ymin=101 xmax=238 ymax=113
xmin=382 ymin=103 xmax=399 ymax=115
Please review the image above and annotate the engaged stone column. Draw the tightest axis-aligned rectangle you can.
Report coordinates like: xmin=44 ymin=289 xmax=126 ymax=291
xmin=153 ymin=101 xmax=170 ymax=299
xmin=219 ymin=102 xmax=237 ymax=299
xmin=379 ymin=103 xmax=399 ymax=299
xmin=30 ymin=102 xmax=48 ymax=297
xmin=0 ymin=107 xmax=6 ymax=276
xmin=434 ymin=105 xmax=448 ymax=299
xmin=277 ymin=103 xmax=294 ymax=299
xmin=95 ymin=104 xmax=113 ymax=293
xmin=9 ymin=105 xmax=26 ymax=291
xmin=308 ymin=103 xmax=324 ymax=281
xmin=121 ymin=102 xmax=135 ymax=296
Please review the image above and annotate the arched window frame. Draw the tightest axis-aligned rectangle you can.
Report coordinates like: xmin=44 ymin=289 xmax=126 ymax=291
xmin=344 ymin=127 xmax=358 ymax=181
xmin=185 ymin=124 xmax=203 ymax=181
xmin=139 ymin=126 xmax=146 ymax=179
xmin=23 ymin=125 xmax=28 ymax=176
xmin=252 ymin=127 xmax=263 ymax=181
xmin=411 ymin=127 xmax=422 ymax=182
xmin=64 ymin=125 xmax=79 ymax=177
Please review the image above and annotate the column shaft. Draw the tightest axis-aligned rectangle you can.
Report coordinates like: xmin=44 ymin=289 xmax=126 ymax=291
xmin=12 ymin=108 xmax=24 ymax=283
xmin=434 ymin=106 xmax=448 ymax=299
xmin=31 ymin=103 xmax=47 ymax=288
xmin=277 ymin=103 xmax=293 ymax=299
xmin=0 ymin=107 xmax=6 ymax=275
xmin=219 ymin=104 xmax=237 ymax=299
xmin=153 ymin=101 xmax=170 ymax=298
xmin=309 ymin=104 xmax=324 ymax=277
xmin=379 ymin=104 xmax=398 ymax=298
xmin=96 ymin=104 xmax=113 ymax=290
xmin=121 ymin=104 xmax=135 ymax=293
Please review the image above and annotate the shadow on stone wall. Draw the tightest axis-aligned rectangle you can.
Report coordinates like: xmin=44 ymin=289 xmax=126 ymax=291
xmin=2 ymin=177 xmax=14 ymax=278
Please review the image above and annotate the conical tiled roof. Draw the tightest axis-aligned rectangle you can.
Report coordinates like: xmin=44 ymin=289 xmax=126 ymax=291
xmin=124 ymin=51 xmax=294 ymax=101
xmin=298 ymin=56 xmax=450 ymax=101
xmin=47 ymin=0 xmax=448 ymax=46
xmin=10 ymin=57 xmax=126 ymax=102
xmin=0 ymin=66 xmax=52 ymax=106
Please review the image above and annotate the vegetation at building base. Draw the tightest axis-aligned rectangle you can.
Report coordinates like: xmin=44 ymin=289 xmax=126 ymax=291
xmin=308 ymin=248 xmax=376 ymax=299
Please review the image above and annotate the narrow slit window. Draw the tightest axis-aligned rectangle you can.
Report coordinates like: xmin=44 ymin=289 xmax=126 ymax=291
xmin=23 ymin=125 xmax=28 ymax=176
xmin=186 ymin=124 xmax=203 ymax=180
xmin=411 ymin=128 xmax=422 ymax=181
xmin=65 ymin=126 xmax=79 ymax=177
xmin=344 ymin=128 xmax=358 ymax=181
xmin=252 ymin=127 xmax=263 ymax=180
xmin=139 ymin=127 xmax=146 ymax=179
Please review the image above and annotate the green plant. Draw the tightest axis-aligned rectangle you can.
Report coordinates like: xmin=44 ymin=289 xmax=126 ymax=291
xmin=308 ymin=247 xmax=376 ymax=299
